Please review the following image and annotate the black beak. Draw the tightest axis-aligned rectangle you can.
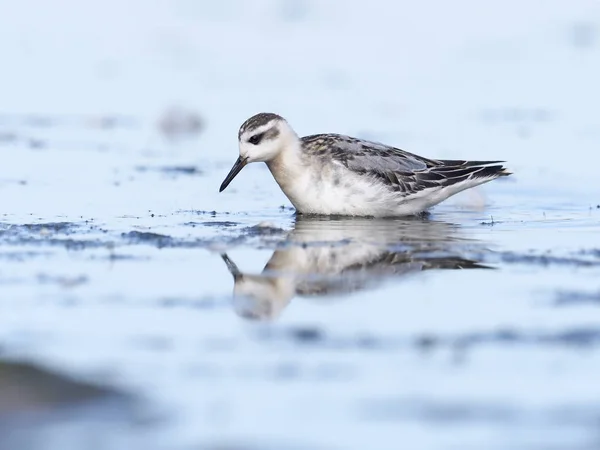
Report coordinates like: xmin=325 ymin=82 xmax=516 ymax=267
xmin=219 ymin=156 xmax=248 ymax=192
xmin=220 ymin=253 xmax=242 ymax=280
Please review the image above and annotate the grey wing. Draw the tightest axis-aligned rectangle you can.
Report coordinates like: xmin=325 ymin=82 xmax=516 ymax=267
xmin=302 ymin=134 xmax=510 ymax=197
xmin=302 ymin=134 xmax=439 ymax=173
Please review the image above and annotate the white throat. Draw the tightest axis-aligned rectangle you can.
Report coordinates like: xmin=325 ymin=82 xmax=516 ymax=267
xmin=265 ymin=127 xmax=306 ymax=195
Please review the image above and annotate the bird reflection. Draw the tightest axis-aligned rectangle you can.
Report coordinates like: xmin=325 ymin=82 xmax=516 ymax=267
xmin=221 ymin=216 xmax=490 ymax=321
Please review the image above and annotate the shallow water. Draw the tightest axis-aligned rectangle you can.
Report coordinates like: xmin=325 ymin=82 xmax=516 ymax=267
xmin=1 ymin=1 xmax=600 ymax=449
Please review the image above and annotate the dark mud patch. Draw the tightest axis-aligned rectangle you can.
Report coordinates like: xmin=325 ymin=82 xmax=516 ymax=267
xmin=179 ymin=209 xmax=278 ymax=218
xmin=230 ymin=224 xmax=290 ymax=249
xmin=479 ymin=216 xmax=505 ymax=226
xmin=89 ymin=253 xmax=151 ymax=262
xmin=555 ymin=289 xmax=600 ymax=307
xmin=243 ymin=223 xmax=287 ymax=236
xmin=135 ymin=165 xmax=203 ymax=176
xmin=0 ymin=131 xmax=18 ymax=143
xmin=0 ymin=222 xmax=290 ymax=252
xmin=120 ymin=229 xmax=254 ymax=249
xmin=0 ymin=221 xmax=107 ymax=238
xmin=579 ymin=248 xmax=600 ymax=259
xmin=184 ymin=221 xmax=240 ymax=228
xmin=0 ymin=222 xmax=110 ymax=250
xmin=0 ymin=250 xmax=53 ymax=261
xmin=0 ymin=113 xmax=137 ymax=129
xmin=430 ymin=327 xmax=600 ymax=350
xmin=156 ymin=295 xmax=225 ymax=310
xmin=256 ymin=326 xmax=600 ymax=351
xmin=120 ymin=231 xmax=209 ymax=249
xmin=36 ymin=273 xmax=89 ymax=288
xmin=178 ymin=209 xmax=224 ymax=216
xmin=0 ymin=236 xmax=108 ymax=251
xmin=1 ymin=222 xmax=82 ymax=235
xmin=1 ymin=221 xmax=252 ymax=251
xmin=361 ymin=396 xmax=600 ymax=428
xmin=481 ymin=250 xmax=600 ymax=268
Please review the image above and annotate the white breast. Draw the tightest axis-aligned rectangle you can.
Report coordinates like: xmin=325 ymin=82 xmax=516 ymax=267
xmin=271 ymin=163 xmax=403 ymax=216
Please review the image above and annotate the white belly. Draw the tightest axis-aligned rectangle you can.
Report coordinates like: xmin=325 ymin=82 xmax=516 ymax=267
xmin=271 ymin=165 xmax=426 ymax=217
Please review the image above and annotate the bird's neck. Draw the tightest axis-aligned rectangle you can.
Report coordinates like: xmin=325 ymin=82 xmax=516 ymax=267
xmin=266 ymin=134 xmax=307 ymax=192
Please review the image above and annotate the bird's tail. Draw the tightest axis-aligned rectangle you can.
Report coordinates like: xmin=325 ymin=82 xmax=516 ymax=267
xmin=432 ymin=160 xmax=512 ymax=185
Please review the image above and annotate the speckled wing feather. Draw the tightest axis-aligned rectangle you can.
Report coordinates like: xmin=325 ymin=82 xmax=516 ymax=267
xmin=302 ymin=134 xmax=438 ymax=172
xmin=301 ymin=134 xmax=510 ymax=197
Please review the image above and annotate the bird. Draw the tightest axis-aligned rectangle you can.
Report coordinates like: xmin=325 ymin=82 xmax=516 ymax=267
xmin=219 ymin=113 xmax=511 ymax=217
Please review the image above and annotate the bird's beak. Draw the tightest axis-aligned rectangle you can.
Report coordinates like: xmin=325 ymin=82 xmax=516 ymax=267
xmin=220 ymin=253 xmax=242 ymax=280
xmin=219 ymin=156 xmax=248 ymax=192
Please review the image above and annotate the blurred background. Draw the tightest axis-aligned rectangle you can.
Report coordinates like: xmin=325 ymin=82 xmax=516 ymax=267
xmin=1 ymin=1 xmax=600 ymax=449
xmin=1 ymin=0 xmax=599 ymax=188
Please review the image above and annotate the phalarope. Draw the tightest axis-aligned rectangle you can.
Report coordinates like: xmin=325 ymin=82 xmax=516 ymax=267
xmin=219 ymin=113 xmax=511 ymax=217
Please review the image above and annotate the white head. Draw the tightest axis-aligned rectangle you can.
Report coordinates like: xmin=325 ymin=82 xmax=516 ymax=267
xmin=219 ymin=112 xmax=296 ymax=192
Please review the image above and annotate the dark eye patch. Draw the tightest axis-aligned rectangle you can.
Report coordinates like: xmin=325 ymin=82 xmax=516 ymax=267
xmin=248 ymin=132 xmax=265 ymax=145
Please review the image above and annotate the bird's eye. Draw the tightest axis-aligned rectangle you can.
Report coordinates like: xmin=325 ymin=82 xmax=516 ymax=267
xmin=248 ymin=133 xmax=264 ymax=145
